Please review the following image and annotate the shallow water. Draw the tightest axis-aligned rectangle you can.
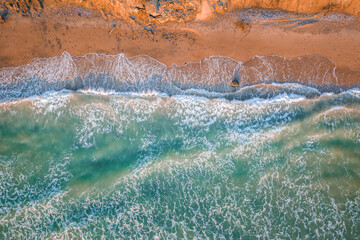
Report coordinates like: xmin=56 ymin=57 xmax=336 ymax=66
xmin=1 ymin=52 xmax=348 ymax=103
xmin=0 ymin=88 xmax=359 ymax=239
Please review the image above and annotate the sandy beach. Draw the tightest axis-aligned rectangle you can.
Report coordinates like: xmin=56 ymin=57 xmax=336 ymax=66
xmin=1 ymin=1 xmax=360 ymax=86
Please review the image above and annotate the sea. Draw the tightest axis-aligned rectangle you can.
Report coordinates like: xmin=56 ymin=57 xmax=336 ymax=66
xmin=0 ymin=53 xmax=359 ymax=239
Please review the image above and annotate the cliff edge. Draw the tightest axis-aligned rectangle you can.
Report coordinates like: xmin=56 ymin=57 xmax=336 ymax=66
xmin=1 ymin=0 xmax=359 ymax=24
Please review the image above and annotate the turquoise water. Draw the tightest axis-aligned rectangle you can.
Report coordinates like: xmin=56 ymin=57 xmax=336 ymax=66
xmin=0 ymin=88 xmax=359 ymax=239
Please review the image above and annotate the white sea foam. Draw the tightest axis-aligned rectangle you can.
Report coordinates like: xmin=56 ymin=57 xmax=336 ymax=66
xmin=0 ymin=52 xmax=347 ymax=102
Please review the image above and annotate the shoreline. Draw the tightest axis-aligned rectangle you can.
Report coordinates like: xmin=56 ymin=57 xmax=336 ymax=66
xmin=1 ymin=51 xmax=359 ymax=103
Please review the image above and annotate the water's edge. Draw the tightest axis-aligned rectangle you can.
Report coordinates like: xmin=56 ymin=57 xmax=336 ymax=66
xmin=1 ymin=52 xmax=358 ymax=103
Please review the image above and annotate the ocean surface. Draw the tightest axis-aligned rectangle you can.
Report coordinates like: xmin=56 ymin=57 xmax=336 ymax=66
xmin=0 ymin=54 xmax=360 ymax=239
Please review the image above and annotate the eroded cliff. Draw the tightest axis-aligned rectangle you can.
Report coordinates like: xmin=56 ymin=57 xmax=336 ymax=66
xmin=1 ymin=0 xmax=359 ymax=24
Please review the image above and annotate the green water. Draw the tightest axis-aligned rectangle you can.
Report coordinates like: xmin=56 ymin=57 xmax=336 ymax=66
xmin=0 ymin=90 xmax=360 ymax=239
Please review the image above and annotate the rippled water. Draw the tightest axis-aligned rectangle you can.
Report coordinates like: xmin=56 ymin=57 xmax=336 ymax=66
xmin=0 ymin=87 xmax=359 ymax=239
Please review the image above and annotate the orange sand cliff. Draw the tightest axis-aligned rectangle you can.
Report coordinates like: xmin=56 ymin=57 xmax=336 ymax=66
xmin=1 ymin=0 xmax=360 ymax=23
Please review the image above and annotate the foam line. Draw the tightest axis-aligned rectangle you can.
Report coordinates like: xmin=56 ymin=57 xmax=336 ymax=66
xmin=0 ymin=52 xmax=350 ymax=102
